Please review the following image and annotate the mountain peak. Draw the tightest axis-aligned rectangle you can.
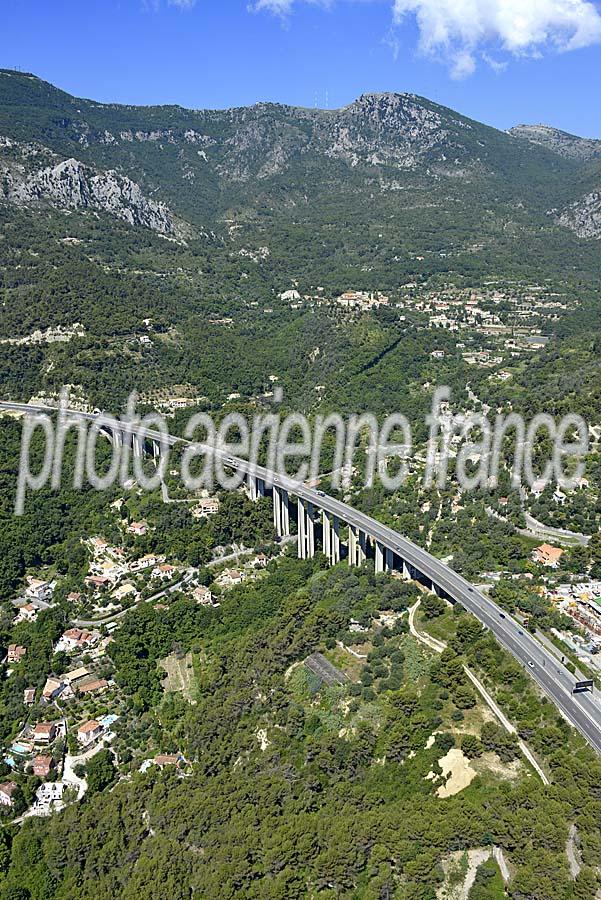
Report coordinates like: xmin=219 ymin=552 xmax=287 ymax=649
xmin=345 ymin=91 xmax=426 ymax=112
xmin=509 ymin=123 xmax=601 ymax=161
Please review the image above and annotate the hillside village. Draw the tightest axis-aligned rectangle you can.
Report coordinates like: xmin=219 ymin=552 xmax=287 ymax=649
xmin=276 ymin=279 xmax=574 ymax=387
xmin=0 ymin=474 xmax=283 ymax=822
xmin=281 ymin=279 xmax=571 ymax=333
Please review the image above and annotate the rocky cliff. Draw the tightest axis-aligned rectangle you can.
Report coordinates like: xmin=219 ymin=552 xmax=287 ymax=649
xmin=0 ymin=135 xmax=187 ymax=237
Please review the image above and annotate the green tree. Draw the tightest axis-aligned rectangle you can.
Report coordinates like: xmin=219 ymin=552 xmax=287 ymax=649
xmin=461 ymin=734 xmax=483 ymax=758
xmin=86 ymin=749 xmax=116 ymax=796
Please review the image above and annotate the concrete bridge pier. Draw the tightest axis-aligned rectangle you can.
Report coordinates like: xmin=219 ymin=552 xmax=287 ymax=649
xmin=375 ymin=541 xmax=395 ymax=575
xmin=375 ymin=541 xmax=385 ymax=575
xmin=321 ymin=511 xmax=341 ymax=566
xmin=348 ymin=525 xmax=367 ymax=567
xmin=297 ymin=499 xmax=315 ymax=560
xmin=133 ymin=434 xmax=144 ymax=459
xmin=273 ymin=486 xmax=291 ymax=537
xmin=247 ymin=473 xmax=266 ymax=502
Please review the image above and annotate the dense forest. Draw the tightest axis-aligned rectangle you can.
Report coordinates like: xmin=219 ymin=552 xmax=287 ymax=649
xmin=0 ymin=558 xmax=598 ymax=898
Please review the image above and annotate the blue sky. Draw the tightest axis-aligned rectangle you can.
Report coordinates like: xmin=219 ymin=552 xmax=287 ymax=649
xmin=2 ymin=0 xmax=601 ymax=136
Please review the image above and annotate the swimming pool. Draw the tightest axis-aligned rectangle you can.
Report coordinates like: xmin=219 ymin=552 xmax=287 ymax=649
xmin=10 ymin=742 xmax=31 ymax=755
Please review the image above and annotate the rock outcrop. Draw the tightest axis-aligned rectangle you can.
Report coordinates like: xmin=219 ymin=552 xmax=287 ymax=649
xmin=1 ymin=150 xmax=185 ymax=237
xmin=556 ymin=191 xmax=601 ymax=239
xmin=509 ymin=124 xmax=601 ymax=162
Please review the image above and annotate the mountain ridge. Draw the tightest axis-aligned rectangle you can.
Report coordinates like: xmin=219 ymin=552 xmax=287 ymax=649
xmin=1 ymin=70 xmax=596 ymax=140
xmin=1 ymin=68 xmax=600 ymax=246
xmin=509 ymin=123 xmax=601 ymax=161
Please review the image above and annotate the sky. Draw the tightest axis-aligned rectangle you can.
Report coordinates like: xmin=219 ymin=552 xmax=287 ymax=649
xmin=2 ymin=0 xmax=601 ymax=136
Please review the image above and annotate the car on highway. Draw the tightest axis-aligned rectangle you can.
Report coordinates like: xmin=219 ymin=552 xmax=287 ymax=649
xmin=499 ymin=613 xmax=506 ymax=619
xmin=528 ymin=661 xmax=535 ymax=669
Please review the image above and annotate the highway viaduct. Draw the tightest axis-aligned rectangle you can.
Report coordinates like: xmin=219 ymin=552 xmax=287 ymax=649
xmin=2 ymin=400 xmax=601 ymax=755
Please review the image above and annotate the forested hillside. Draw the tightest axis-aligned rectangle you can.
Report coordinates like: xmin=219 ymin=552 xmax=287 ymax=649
xmin=2 ymin=70 xmax=601 ymax=413
xmin=1 ymin=554 xmax=600 ymax=899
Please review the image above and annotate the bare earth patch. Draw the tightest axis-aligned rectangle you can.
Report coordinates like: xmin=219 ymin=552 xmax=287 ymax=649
xmin=255 ymin=728 xmax=270 ymax=751
xmin=437 ymin=848 xmax=493 ymax=900
xmin=435 ymin=748 xmax=477 ymax=798
xmin=473 ymin=750 xmax=522 ymax=782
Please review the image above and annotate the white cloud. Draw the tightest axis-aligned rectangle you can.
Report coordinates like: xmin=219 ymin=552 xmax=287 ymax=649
xmin=393 ymin=0 xmax=601 ymax=77
xmin=451 ymin=48 xmax=477 ymax=79
xmin=252 ymin=0 xmax=294 ymax=12
xmin=482 ymin=51 xmax=508 ymax=73
xmin=252 ymin=0 xmax=337 ymax=15
xmin=253 ymin=0 xmax=601 ymax=76
xmin=167 ymin=0 xmax=198 ymax=7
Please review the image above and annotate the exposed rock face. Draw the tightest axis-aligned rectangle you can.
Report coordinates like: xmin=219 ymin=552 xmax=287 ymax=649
xmin=556 ymin=192 xmax=601 ymax=239
xmin=76 ymin=126 xmax=217 ymax=148
xmin=2 ymin=71 xmax=598 ymax=251
xmin=509 ymin=124 xmax=601 ymax=161
xmin=1 ymin=150 xmax=185 ymax=237
xmin=217 ymin=114 xmax=308 ymax=181
xmin=316 ymin=93 xmax=461 ymax=169
xmin=56 ymin=91 xmax=480 ymax=183
xmin=209 ymin=93 xmax=480 ymax=181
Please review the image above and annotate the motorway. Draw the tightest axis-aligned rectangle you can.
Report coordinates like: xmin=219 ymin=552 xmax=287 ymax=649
xmin=2 ymin=400 xmax=601 ymax=754
xmin=269 ymin=467 xmax=601 ymax=754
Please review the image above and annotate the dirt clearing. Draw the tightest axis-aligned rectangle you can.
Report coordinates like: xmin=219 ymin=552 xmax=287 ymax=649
xmin=159 ymin=651 xmax=196 ymax=703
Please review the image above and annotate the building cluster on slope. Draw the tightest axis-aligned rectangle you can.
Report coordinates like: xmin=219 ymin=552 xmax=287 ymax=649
xmin=0 ymin=623 xmax=121 ymax=818
xmin=280 ymin=287 xmax=390 ymax=312
xmin=0 ymin=473 xmax=284 ymax=823
xmin=548 ymin=580 xmax=601 ymax=658
xmin=279 ymin=280 xmax=570 ymax=392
